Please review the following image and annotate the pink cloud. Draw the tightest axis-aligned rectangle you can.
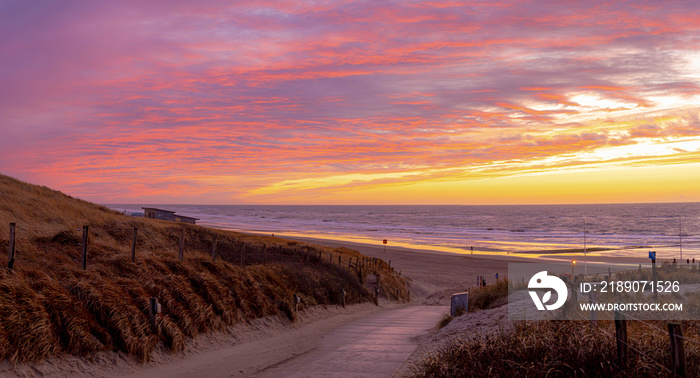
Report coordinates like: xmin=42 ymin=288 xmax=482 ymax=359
xmin=2 ymin=1 xmax=700 ymax=202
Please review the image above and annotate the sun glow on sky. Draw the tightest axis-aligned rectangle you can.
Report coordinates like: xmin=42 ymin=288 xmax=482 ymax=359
xmin=1 ymin=1 xmax=699 ymax=204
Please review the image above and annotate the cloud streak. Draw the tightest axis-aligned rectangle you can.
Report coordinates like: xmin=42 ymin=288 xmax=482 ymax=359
xmin=1 ymin=0 xmax=700 ymax=203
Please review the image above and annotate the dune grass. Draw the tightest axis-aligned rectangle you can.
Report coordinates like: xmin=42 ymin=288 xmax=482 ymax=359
xmin=468 ymin=279 xmax=509 ymax=312
xmin=419 ymin=277 xmax=700 ymax=376
xmin=0 ymin=174 xmax=408 ymax=363
xmin=415 ymin=319 xmax=700 ymax=377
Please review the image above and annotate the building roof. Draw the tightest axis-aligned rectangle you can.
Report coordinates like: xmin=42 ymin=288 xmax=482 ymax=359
xmin=141 ymin=207 xmax=176 ymax=213
xmin=176 ymin=215 xmax=200 ymax=221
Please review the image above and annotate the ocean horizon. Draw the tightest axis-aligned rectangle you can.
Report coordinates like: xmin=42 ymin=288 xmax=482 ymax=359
xmin=106 ymin=203 xmax=700 ymax=260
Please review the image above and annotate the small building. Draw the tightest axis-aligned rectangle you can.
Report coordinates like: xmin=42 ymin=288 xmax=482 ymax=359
xmin=143 ymin=207 xmax=176 ymax=221
xmin=142 ymin=207 xmax=199 ymax=224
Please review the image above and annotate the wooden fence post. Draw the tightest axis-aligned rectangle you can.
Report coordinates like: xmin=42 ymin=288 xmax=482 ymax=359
xmin=589 ymin=291 xmax=598 ymax=328
xmin=330 ymin=253 xmax=332 ymax=263
xmin=8 ymin=222 xmax=16 ymax=270
xmin=211 ymin=239 xmax=217 ymax=262
xmin=374 ymin=287 xmax=379 ymax=306
xmin=338 ymin=255 xmax=341 ymax=267
xmin=668 ymin=323 xmax=687 ymax=377
xmin=348 ymin=257 xmax=352 ymax=268
xmin=132 ymin=227 xmax=139 ymax=262
xmin=342 ymin=289 xmax=346 ymax=308
xmin=148 ymin=297 xmax=161 ymax=329
xmin=614 ymin=311 xmax=628 ymax=368
xmin=81 ymin=226 xmax=89 ymax=270
xmin=178 ymin=233 xmax=184 ymax=262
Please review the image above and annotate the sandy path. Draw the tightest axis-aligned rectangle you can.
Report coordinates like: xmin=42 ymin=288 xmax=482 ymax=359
xmin=254 ymin=305 xmax=447 ymax=378
xmin=117 ymin=304 xmax=386 ymax=378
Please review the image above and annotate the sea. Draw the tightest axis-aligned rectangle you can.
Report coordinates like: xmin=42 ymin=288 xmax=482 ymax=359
xmin=107 ymin=203 xmax=700 ymax=260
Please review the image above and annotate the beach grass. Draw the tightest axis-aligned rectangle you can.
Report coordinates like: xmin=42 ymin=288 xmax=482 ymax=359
xmin=414 ymin=319 xmax=700 ymax=377
xmin=0 ymin=174 xmax=408 ymax=363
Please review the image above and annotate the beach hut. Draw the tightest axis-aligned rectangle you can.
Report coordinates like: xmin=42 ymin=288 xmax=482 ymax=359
xmin=142 ymin=207 xmax=177 ymax=221
xmin=142 ymin=207 xmax=199 ymax=224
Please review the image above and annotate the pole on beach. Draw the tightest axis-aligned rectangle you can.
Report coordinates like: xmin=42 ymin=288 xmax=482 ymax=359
xmin=583 ymin=217 xmax=587 ymax=275
xmin=652 ymin=254 xmax=658 ymax=299
xmin=679 ymin=215 xmax=683 ymax=261
xmin=8 ymin=223 xmax=16 ymax=270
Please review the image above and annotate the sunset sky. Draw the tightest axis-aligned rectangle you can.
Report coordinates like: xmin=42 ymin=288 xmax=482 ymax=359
xmin=1 ymin=1 xmax=700 ymax=204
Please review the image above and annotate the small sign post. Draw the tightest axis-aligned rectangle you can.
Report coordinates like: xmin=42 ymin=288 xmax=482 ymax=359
xmin=383 ymin=239 xmax=387 ymax=253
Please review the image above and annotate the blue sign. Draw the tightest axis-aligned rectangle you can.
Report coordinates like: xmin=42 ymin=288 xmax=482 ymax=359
xmin=649 ymin=251 xmax=656 ymax=259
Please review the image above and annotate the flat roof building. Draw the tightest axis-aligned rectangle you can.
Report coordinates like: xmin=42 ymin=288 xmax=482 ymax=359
xmin=142 ymin=207 xmax=199 ymax=224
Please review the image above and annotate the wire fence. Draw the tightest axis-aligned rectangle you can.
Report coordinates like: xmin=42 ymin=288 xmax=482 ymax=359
xmin=4 ymin=222 xmax=396 ymax=278
xmin=569 ymin=284 xmax=697 ymax=376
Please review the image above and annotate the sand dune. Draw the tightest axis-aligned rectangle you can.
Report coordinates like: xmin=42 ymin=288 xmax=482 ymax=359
xmin=2 ymin=236 xmax=525 ymax=377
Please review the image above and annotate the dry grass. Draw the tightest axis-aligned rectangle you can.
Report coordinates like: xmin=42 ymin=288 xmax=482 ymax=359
xmin=414 ymin=319 xmax=700 ymax=377
xmin=0 ymin=173 xmax=408 ymax=363
xmin=468 ymin=279 xmax=509 ymax=312
xmin=418 ymin=277 xmax=700 ymax=376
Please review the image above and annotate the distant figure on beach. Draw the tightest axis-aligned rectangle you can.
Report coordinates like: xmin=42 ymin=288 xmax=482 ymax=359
xmin=481 ymin=278 xmax=486 ymax=287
